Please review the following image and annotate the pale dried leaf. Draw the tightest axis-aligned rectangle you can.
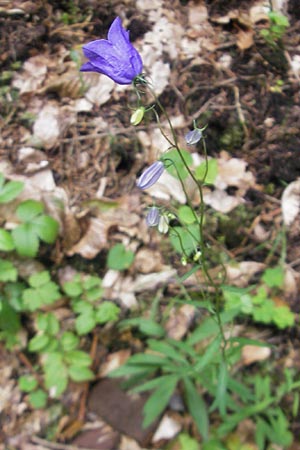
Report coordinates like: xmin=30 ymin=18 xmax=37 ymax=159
xmin=204 ymin=188 xmax=242 ymax=213
xmin=119 ymin=435 xmax=144 ymax=450
xmin=100 ymin=350 xmax=131 ymax=377
xmin=134 ymin=248 xmax=164 ymax=274
xmin=132 ymin=269 xmax=176 ymax=293
xmin=12 ymin=55 xmax=48 ymax=94
xmin=84 ymin=73 xmax=115 ymax=106
xmin=165 ymin=305 xmax=196 ymax=340
xmin=147 ymin=171 xmax=186 ymax=203
xmin=281 ymin=179 xmax=300 ymax=226
xmin=226 ymin=261 xmax=265 ymax=287
xmin=216 ymin=155 xmax=255 ymax=192
xmin=152 ymin=414 xmax=181 ymax=443
xmin=242 ymin=345 xmax=271 ymax=365
xmin=237 ymin=28 xmax=254 ymax=50
xmin=66 ymin=217 xmax=107 ymax=258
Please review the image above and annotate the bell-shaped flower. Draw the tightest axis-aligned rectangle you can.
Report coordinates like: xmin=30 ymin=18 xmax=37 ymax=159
xmin=136 ymin=161 xmax=164 ymax=190
xmin=80 ymin=17 xmax=143 ymax=85
xmin=146 ymin=207 xmax=160 ymax=227
xmin=185 ymin=128 xmax=202 ymax=145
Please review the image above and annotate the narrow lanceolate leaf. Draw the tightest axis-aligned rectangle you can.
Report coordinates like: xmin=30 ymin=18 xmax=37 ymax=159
xmin=143 ymin=374 xmax=179 ymax=428
xmin=183 ymin=377 xmax=209 ymax=441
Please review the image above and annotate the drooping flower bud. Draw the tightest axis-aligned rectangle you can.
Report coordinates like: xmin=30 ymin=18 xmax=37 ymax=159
xmin=146 ymin=207 xmax=160 ymax=227
xmin=130 ymin=107 xmax=145 ymax=126
xmin=158 ymin=214 xmax=169 ymax=234
xmin=185 ymin=128 xmax=202 ymax=145
xmin=136 ymin=161 xmax=164 ymax=190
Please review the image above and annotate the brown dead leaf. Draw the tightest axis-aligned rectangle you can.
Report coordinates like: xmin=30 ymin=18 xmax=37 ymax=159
xmin=66 ymin=217 xmax=107 ymax=259
xmin=165 ymin=305 xmax=196 ymax=340
xmin=237 ymin=27 xmax=254 ymax=50
xmin=152 ymin=414 xmax=181 ymax=443
xmin=134 ymin=248 xmax=164 ymax=274
xmin=226 ymin=261 xmax=265 ymax=287
xmin=281 ymin=179 xmax=300 ymax=227
xmin=12 ymin=55 xmax=48 ymax=94
xmin=100 ymin=350 xmax=131 ymax=377
xmin=242 ymin=345 xmax=271 ymax=365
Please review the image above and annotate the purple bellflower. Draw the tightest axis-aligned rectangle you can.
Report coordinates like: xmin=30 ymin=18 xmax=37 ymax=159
xmin=80 ymin=17 xmax=143 ymax=85
xmin=136 ymin=161 xmax=165 ymax=190
xmin=185 ymin=128 xmax=202 ymax=145
xmin=146 ymin=207 xmax=160 ymax=227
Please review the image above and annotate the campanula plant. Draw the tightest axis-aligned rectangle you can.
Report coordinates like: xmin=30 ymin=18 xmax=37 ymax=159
xmin=80 ymin=17 xmax=296 ymax=448
xmin=80 ymin=16 xmax=143 ymax=85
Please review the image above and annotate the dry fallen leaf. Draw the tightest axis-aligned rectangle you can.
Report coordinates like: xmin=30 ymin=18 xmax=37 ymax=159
xmin=165 ymin=304 xmax=196 ymax=340
xmin=242 ymin=345 xmax=271 ymax=365
xmin=152 ymin=414 xmax=181 ymax=443
xmin=226 ymin=261 xmax=265 ymax=287
xmin=281 ymin=179 xmax=300 ymax=227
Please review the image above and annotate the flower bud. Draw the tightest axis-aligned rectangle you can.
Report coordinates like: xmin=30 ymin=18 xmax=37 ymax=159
xmin=130 ymin=107 xmax=145 ymax=126
xmin=185 ymin=128 xmax=202 ymax=145
xmin=146 ymin=207 xmax=160 ymax=227
xmin=158 ymin=214 xmax=169 ymax=234
xmin=136 ymin=161 xmax=164 ymax=190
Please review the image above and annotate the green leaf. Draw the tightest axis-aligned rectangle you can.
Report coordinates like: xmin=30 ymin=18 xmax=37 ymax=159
xmin=85 ymin=286 xmax=104 ymax=302
xmin=163 ymin=148 xmax=193 ymax=180
xmin=23 ymin=278 xmax=61 ymax=311
xmin=262 ymin=266 xmax=284 ymax=288
xmin=178 ymin=205 xmax=197 ymax=224
xmin=147 ymin=339 xmax=188 ymax=364
xmin=28 ymin=334 xmax=50 ymax=352
xmin=18 ymin=375 xmax=38 ymax=392
xmin=0 ymin=180 xmax=23 ymax=203
xmin=178 ymin=433 xmax=200 ymax=450
xmin=64 ymin=350 xmax=92 ymax=367
xmin=194 ymin=336 xmax=222 ymax=372
xmin=72 ymin=300 xmax=93 ymax=315
xmin=143 ymin=374 xmax=179 ymax=427
xmin=30 ymin=271 xmax=51 ymax=287
xmin=28 ymin=389 xmax=48 ymax=409
xmin=95 ymin=301 xmax=120 ymax=324
xmin=68 ymin=365 xmax=94 ymax=382
xmin=44 ymin=366 xmax=68 ymax=397
xmin=75 ymin=313 xmax=96 ymax=335
xmin=169 ymin=224 xmax=200 ymax=256
xmin=16 ymin=199 xmax=44 ymax=221
xmin=0 ymin=300 xmax=21 ymax=334
xmin=12 ymin=223 xmax=39 ymax=257
xmin=82 ymin=275 xmax=102 ymax=291
xmin=107 ymin=243 xmax=134 ymax=270
xmin=32 ymin=214 xmax=59 ymax=244
xmin=63 ymin=276 xmax=82 ymax=297
xmin=195 ymin=158 xmax=218 ymax=184
xmin=0 ymin=259 xmax=17 ymax=282
xmin=0 ymin=229 xmax=15 ymax=251
xmin=121 ymin=318 xmax=165 ymax=338
xmin=183 ymin=377 xmax=209 ymax=440
xmin=273 ymin=305 xmax=295 ymax=329
xmin=61 ymin=332 xmax=79 ymax=351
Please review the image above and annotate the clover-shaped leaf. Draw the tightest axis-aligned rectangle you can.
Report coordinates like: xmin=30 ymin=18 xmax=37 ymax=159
xmin=11 ymin=200 xmax=59 ymax=257
xmin=22 ymin=271 xmax=61 ymax=311
xmin=0 ymin=174 xmax=23 ymax=204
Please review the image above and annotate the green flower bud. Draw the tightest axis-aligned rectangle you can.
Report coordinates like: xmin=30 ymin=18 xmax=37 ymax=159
xmin=130 ymin=106 xmax=145 ymax=126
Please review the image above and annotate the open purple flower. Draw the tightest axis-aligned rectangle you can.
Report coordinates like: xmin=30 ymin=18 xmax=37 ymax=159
xmin=80 ymin=17 xmax=143 ymax=85
xmin=136 ymin=161 xmax=165 ymax=190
